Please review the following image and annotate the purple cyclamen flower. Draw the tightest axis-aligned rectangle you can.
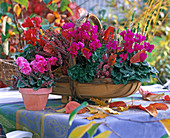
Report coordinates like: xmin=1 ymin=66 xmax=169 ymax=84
xmin=144 ymin=42 xmax=154 ymax=53
xmin=62 ymin=22 xmax=75 ymax=30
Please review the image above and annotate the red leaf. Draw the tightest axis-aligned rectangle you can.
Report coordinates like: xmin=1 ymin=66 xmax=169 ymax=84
xmin=65 ymin=101 xmax=86 ymax=114
xmin=109 ymin=101 xmax=126 ymax=108
xmin=164 ymin=95 xmax=170 ymax=101
xmin=151 ymin=103 xmax=168 ymax=110
xmin=43 ymin=42 xmax=56 ymax=56
xmin=145 ymin=105 xmax=157 ymax=117
xmin=104 ymin=26 xmax=115 ymax=42
xmin=129 ymin=104 xmax=146 ymax=111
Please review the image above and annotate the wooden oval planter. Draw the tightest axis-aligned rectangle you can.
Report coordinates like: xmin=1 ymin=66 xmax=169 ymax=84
xmin=52 ymin=76 xmax=141 ymax=100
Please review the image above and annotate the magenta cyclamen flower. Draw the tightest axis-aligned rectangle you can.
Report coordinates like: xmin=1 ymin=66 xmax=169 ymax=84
xmin=106 ymin=41 xmax=120 ymax=50
xmin=67 ymin=42 xmax=80 ymax=57
xmin=119 ymin=53 xmax=128 ymax=64
xmin=47 ymin=57 xmax=58 ymax=66
xmin=89 ymin=40 xmax=101 ymax=52
xmin=62 ymin=22 xmax=75 ymax=29
xmin=134 ymin=33 xmax=146 ymax=44
xmin=20 ymin=62 xmax=32 ymax=75
xmin=144 ymin=42 xmax=154 ymax=53
xmin=139 ymin=53 xmax=147 ymax=62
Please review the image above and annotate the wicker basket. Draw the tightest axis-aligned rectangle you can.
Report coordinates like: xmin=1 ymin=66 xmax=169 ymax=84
xmin=0 ymin=59 xmax=17 ymax=87
xmin=52 ymin=13 xmax=141 ymax=101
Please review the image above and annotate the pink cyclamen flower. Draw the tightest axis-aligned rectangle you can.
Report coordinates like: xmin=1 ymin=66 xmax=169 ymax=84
xmin=20 ymin=62 xmax=31 ymax=75
xmin=62 ymin=22 xmax=75 ymax=30
xmin=16 ymin=57 xmax=29 ymax=69
xmin=30 ymin=60 xmax=38 ymax=73
xmin=35 ymin=55 xmax=46 ymax=62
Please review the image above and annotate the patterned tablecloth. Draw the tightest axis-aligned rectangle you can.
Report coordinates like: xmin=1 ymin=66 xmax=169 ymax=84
xmin=0 ymin=88 xmax=169 ymax=138
xmin=0 ymin=123 xmax=6 ymax=138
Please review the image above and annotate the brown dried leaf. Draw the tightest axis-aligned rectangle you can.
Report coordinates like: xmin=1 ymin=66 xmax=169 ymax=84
xmin=86 ymin=113 xmax=108 ymax=121
xmin=117 ymin=106 xmax=129 ymax=112
xmin=91 ymin=98 xmax=107 ymax=106
xmin=145 ymin=93 xmax=164 ymax=101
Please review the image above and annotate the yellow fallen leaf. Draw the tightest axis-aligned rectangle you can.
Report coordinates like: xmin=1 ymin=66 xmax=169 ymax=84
xmin=160 ymin=119 xmax=170 ymax=136
xmin=94 ymin=130 xmax=112 ymax=138
xmin=117 ymin=106 xmax=129 ymax=112
xmin=55 ymin=107 xmax=65 ymax=113
xmin=91 ymin=98 xmax=107 ymax=106
xmin=87 ymin=106 xmax=100 ymax=114
xmin=69 ymin=121 xmax=95 ymax=138
xmin=86 ymin=113 xmax=108 ymax=121
xmin=14 ymin=4 xmax=21 ymax=17
xmin=102 ymin=107 xmax=120 ymax=115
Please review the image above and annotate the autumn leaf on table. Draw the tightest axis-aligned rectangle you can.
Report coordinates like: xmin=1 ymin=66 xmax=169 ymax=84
xmin=164 ymin=95 xmax=170 ymax=102
xmin=129 ymin=103 xmax=168 ymax=117
xmin=109 ymin=101 xmax=127 ymax=108
xmin=117 ymin=106 xmax=129 ymax=112
xmin=139 ymin=87 xmax=164 ymax=101
xmin=159 ymin=119 xmax=170 ymax=136
xmin=91 ymin=97 xmax=107 ymax=106
xmin=86 ymin=112 xmax=108 ymax=121
xmin=65 ymin=101 xmax=86 ymax=114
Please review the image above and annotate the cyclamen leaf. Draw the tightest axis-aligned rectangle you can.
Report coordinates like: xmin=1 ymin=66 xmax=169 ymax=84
xmin=94 ymin=130 xmax=112 ymax=138
xmin=69 ymin=101 xmax=88 ymax=126
xmin=69 ymin=121 xmax=96 ymax=138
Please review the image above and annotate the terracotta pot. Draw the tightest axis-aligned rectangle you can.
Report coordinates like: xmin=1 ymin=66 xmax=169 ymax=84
xmin=19 ymin=87 xmax=52 ymax=111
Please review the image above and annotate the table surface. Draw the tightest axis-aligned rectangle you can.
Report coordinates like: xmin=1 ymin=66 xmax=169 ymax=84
xmin=0 ymin=85 xmax=169 ymax=138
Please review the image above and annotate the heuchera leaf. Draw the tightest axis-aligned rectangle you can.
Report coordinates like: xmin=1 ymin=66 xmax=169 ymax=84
xmin=94 ymin=130 xmax=112 ymax=138
xmin=130 ymin=49 xmax=146 ymax=63
xmin=69 ymin=101 xmax=88 ymax=126
xmin=159 ymin=119 xmax=170 ymax=136
xmin=69 ymin=121 xmax=96 ymax=138
xmin=109 ymin=101 xmax=127 ymax=108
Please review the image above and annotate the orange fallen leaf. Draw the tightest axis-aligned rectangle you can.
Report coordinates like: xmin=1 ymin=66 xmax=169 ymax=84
xmin=145 ymin=105 xmax=157 ymax=117
xmin=109 ymin=101 xmax=127 ymax=108
xmin=159 ymin=119 xmax=170 ymax=136
xmin=150 ymin=103 xmax=168 ymax=110
xmin=86 ymin=112 xmax=108 ymax=121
